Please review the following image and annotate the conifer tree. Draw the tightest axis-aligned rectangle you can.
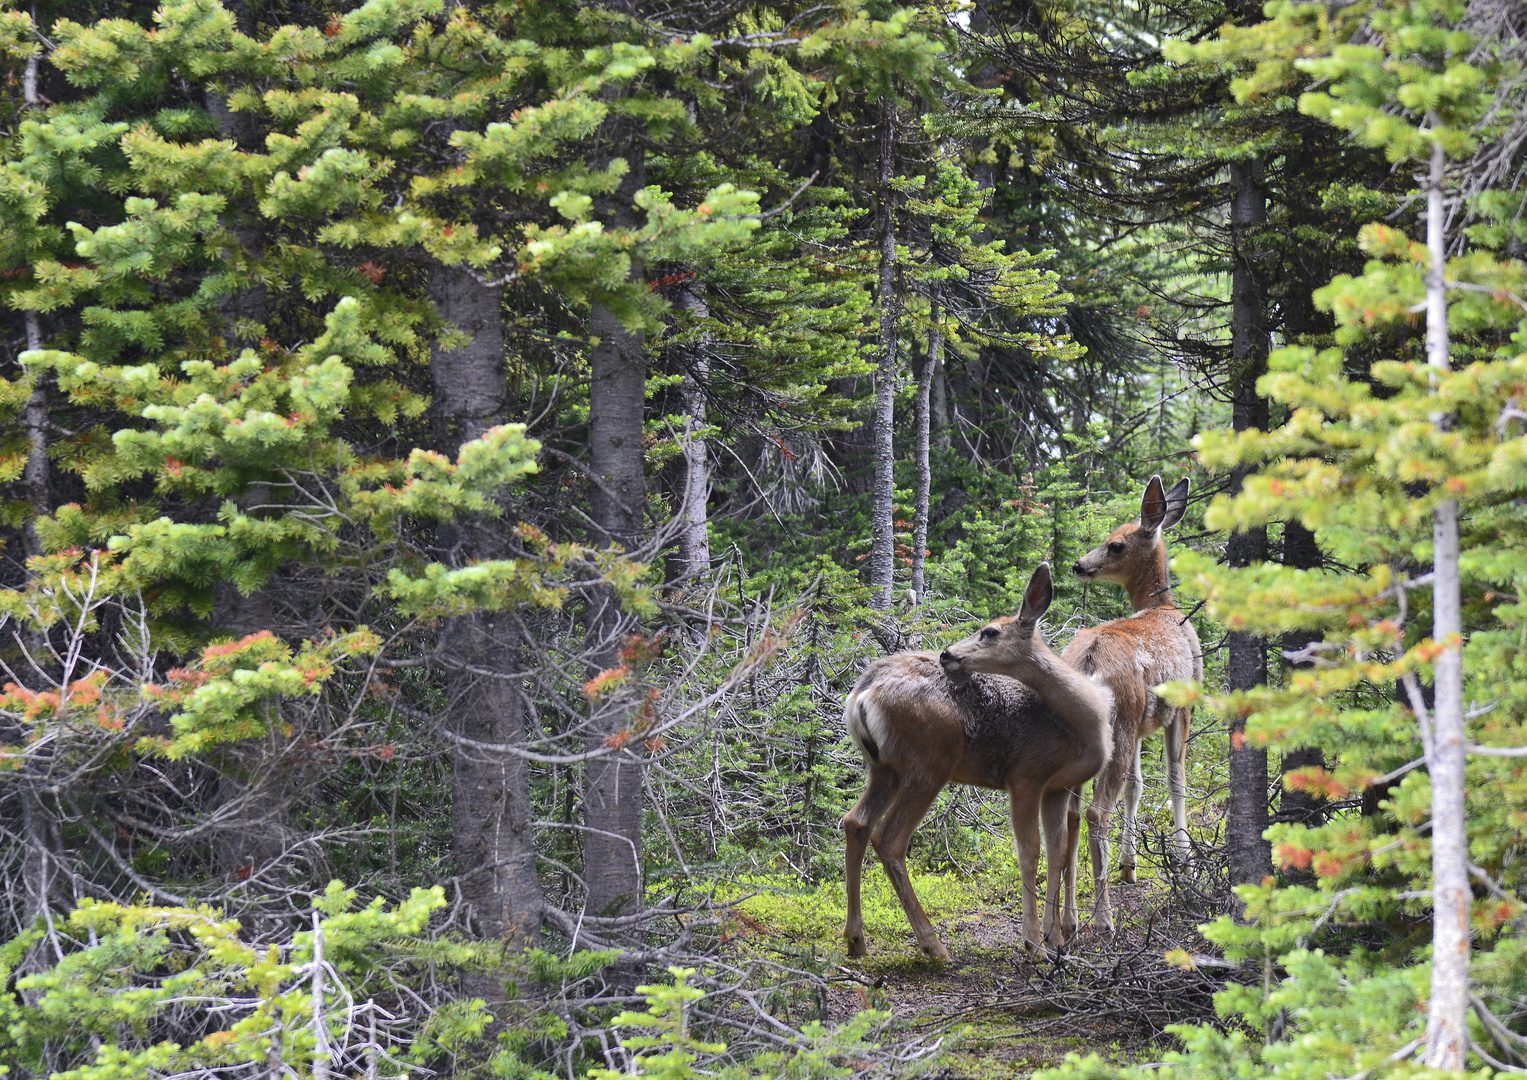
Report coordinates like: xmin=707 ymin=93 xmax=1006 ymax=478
xmin=1043 ymin=5 xmax=1527 ymax=1078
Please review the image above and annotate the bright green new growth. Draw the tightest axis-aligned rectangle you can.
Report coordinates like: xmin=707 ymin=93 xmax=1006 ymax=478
xmin=1044 ymin=2 xmax=1527 ymax=1077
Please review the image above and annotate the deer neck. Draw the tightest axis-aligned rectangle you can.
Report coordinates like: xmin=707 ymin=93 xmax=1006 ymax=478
xmin=1127 ymin=541 xmax=1174 ymax=611
xmin=1014 ymin=644 xmax=1111 ymax=742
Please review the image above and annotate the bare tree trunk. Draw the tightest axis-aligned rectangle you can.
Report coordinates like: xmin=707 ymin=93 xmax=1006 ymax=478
xmin=1226 ymin=159 xmax=1272 ymax=892
xmin=17 ymin=51 xmax=55 ymax=935
xmin=911 ymin=295 xmax=938 ymax=604
xmin=583 ymin=159 xmax=649 ymax=921
xmin=429 ymin=264 xmax=544 ymax=957
xmin=21 ymin=311 xmax=47 ymax=565
xmin=930 ymin=347 xmax=952 ymax=455
xmin=1420 ymin=136 xmax=1468 ymax=1074
xmin=869 ymin=101 xmax=899 ymax=611
xmin=671 ymin=283 xmax=710 ymax=587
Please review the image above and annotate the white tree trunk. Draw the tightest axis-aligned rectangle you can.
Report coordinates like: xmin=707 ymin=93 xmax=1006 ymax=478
xmin=675 ymin=284 xmax=711 ymax=584
xmin=1421 ymin=135 xmax=1469 ymax=1074
xmin=869 ymin=101 xmax=898 ymax=611
xmin=911 ymin=295 xmax=938 ymax=604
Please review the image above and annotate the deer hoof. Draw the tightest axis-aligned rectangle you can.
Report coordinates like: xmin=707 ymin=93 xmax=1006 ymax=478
xmin=1120 ymin=864 xmax=1137 ymax=885
xmin=846 ymin=934 xmax=868 ymax=957
xmin=922 ymin=941 xmax=951 ymax=964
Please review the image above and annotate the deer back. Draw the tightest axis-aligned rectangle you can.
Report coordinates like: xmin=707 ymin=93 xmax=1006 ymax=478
xmin=845 ymin=652 xmax=1095 ymax=791
xmin=1062 ymin=609 xmax=1199 ymax=739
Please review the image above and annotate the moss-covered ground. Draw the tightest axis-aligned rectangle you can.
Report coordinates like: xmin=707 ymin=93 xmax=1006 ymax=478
xmin=720 ymin=833 xmax=1228 ymax=1077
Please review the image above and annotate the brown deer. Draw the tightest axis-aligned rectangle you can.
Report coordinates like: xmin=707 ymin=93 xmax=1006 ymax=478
xmin=1066 ymin=475 xmax=1200 ymax=933
xmin=842 ymin=564 xmax=1114 ymax=960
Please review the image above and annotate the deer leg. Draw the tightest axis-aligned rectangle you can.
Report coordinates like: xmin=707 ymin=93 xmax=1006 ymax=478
xmin=1165 ymin=709 xmax=1192 ymax=866
xmin=1008 ymin=788 xmax=1045 ymax=954
xmin=843 ymin=766 xmax=899 ymax=957
xmin=1040 ymin=788 xmax=1075 ymax=946
xmin=1062 ymin=788 xmax=1083 ymax=941
xmin=1086 ymin=746 xmax=1130 ymax=934
xmin=1118 ymin=739 xmax=1145 ymax=884
xmin=871 ymin=779 xmax=948 ymax=961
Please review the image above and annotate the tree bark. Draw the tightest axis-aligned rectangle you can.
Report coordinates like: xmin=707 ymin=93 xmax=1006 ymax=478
xmin=1275 ymin=233 xmax=1328 ymax=832
xmin=869 ymin=101 xmax=899 ymax=611
xmin=1420 ymin=136 xmax=1468 ymax=1074
xmin=21 ymin=312 xmax=47 ymax=565
xmin=911 ymin=295 xmax=938 ymax=604
xmin=1277 ymin=521 xmax=1327 ymax=830
xmin=16 ymin=52 xmax=55 ymax=935
xmin=670 ymin=283 xmax=710 ymax=588
xmin=1226 ymin=159 xmax=1272 ymax=892
xmin=429 ymin=264 xmax=544 ymax=955
xmin=583 ymin=151 xmax=649 ymax=922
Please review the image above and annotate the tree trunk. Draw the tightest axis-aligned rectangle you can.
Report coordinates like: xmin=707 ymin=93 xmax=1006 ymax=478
xmin=1275 ymin=226 xmax=1328 ymax=832
xmin=1420 ymin=136 xmax=1468 ymax=1074
xmin=16 ymin=52 xmax=55 ymax=935
xmin=911 ymin=295 xmax=938 ymax=604
xmin=583 ymin=159 xmax=649 ymax=922
xmin=869 ymin=101 xmax=899 ymax=611
xmin=429 ymin=264 xmax=544 ymax=957
xmin=670 ymin=283 xmax=710 ymax=588
xmin=930 ymin=345 xmax=952 ymax=455
xmin=1277 ymin=521 xmax=1327 ymax=830
xmin=21 ymin=312 xmax=47 ymax=566
xmin=1226 ymin=159 xmax=1272 ymax=892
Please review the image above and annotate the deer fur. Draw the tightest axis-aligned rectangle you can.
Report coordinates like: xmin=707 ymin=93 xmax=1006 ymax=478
xmin=1067 ymin=475 xmax=1201 ymax=933
xmin=843 ymin=564 xmax=1114 ymax=960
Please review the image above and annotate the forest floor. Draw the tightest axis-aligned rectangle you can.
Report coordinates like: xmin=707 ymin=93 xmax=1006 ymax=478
xmin=732 ymin=842 xmax=1234 ymax=1077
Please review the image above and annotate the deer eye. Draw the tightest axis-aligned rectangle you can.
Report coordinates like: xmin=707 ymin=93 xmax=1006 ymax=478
xmin=1107 ymin=541 xmax=1125 ymax=554
xmin=980 ymin=626 xmax=1000 ymax=640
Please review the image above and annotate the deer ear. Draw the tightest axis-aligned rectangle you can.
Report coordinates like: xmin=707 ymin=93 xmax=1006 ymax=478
xmin=1016 ymin=562 xmax=1053 ymax=628
xmin=1139 ymin=475 xmax=1168 ymax=532
xmin=1160 ymin=477 xmax=1190 ymax=531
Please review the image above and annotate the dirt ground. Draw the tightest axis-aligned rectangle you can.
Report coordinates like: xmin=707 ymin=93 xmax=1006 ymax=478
xmin=821 ymin=878 xmax=1234 ymax=1077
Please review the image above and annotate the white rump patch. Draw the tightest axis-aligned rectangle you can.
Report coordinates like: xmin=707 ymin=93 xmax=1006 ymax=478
xmin=851 ymin=695 xmax=890 ymax=756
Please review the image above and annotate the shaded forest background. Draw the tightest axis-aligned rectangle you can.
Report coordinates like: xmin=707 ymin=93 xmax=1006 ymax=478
xmin=0 ymin=0 xmax=1525 ymax=1077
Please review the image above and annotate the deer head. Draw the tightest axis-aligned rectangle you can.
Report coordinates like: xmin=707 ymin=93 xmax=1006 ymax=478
xmin=1072 ymin=475 xmax=1188 ymax=588
xmin=940 ymin=563 xmax=1054 ymax=679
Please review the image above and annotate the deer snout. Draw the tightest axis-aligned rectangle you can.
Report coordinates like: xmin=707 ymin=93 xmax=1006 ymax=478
xmin=1072 ymin=561 xmax=1091 ymax=578
xmin=939 ymin=649 xmax=956 ymax=670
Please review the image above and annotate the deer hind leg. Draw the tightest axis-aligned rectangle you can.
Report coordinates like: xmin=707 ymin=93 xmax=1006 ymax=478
xmin=870 ymin=777 xmax=949 ymax=961
xmin=1040 ymin=787 xmax=1076 ymax=947
xmin=1165 ymin=708 xmax=1192 ymax=866
xmin=1118 ymin=739 xmax=1145 ymax=884
xmin=1008 ymin=787 xmax=1046 ymax=955
xmin=1085 ymin=744 xmax=1130 ymax=935
xmin=843 ymin=765 xmax=899 ymax=957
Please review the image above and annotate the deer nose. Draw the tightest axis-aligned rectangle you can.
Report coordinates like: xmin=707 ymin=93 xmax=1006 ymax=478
xmin=1072 ymin=561 xmax=1087 ymax=577
xmin=938 ymin=650 xmax=955 ymax=668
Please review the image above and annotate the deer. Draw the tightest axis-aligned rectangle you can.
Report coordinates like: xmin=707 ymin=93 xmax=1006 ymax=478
xmin=1065 ymin=475 xmax=1200 ymax=934
xmin=842 ymin=563 xmax=1114 ymax=961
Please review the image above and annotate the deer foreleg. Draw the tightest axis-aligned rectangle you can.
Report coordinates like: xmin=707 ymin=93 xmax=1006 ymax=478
xmin=1040 ymin=788 xmax=1075 ymax=946
xmin=1009 ymin=789 xmax=1046 ymax=955
xmin=1086 ymin=745 xmax=1131 ymax=934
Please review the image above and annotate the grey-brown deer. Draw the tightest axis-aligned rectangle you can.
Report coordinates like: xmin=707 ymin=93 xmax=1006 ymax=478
xmin=1066 ymin=475 xmax=1201 ymax=933
xmin=842 ymin=564 xmax=1114 ymax=960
